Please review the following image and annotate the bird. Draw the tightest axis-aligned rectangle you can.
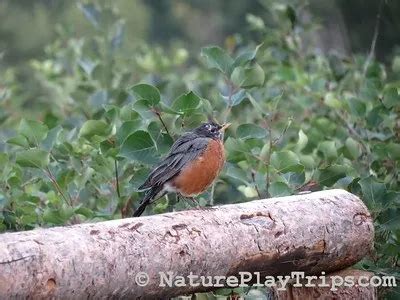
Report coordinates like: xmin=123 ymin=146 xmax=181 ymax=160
xmin=132 ymin=122 xmax=231 ymax=217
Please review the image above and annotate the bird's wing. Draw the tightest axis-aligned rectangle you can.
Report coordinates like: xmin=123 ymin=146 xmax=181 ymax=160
xmin=138 ymin=133 xmax=210 ymax=190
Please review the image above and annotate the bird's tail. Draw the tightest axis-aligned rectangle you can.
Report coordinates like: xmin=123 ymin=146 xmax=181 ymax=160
xmin=132 ymin=200 xmax=149 ymax=217
xmin=132 ymin=186 xmax=163 ymax=217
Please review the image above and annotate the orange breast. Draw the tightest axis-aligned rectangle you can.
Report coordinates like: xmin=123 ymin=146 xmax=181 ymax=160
xmin=172 ymin=139 xmax=225 ymax=197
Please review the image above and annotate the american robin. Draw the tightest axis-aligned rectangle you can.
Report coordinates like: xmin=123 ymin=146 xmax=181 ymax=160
xmin=133 ymin=122 xmax=230 ymax=217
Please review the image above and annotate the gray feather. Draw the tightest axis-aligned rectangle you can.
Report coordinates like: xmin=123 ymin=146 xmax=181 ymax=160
xmin=138 ymin=133 xmax=210 ymax=190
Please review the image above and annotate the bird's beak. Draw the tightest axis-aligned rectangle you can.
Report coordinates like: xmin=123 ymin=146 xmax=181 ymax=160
xmin=220 ymin=123 xmax=231 ymax=131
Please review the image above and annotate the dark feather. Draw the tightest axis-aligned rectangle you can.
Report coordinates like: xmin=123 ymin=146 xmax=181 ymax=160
xmin=133 ymin=185 xmax=164 ymax=217
xmin=138 ymin=133 xmax=210 ymax=190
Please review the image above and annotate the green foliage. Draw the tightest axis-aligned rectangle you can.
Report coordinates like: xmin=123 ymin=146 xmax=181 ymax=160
xmin=119 ymin=131 xmax=157 ymax=165
xmin=171 ymin=92 xmax=202 ymax=115
xmin=0 ymin=1 xmax=399 ymax=298
xmin=79 ymin=120 xmax=111 ymax=139
xmin=15 ymin=149 xmax=50 ymax=169
xmin=201 ymin=46 xmax=234 ymax=75
xmin=236 ymin=124 xmax=266 ymax=140
xmin=130 ymin=84 xmax=161 ymax=106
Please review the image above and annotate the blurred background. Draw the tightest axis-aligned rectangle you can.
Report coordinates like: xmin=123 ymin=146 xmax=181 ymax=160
xmin=1 ymin=0 xmax=399 ymax=68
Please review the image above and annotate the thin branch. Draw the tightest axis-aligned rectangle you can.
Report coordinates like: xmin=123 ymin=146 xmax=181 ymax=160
xmin=154 ymin=109 xmax=172 ymax=139
xmin=114 ymin=159 xmax=121 ymax=198
xmin=45 ymin=167 xmax=72 ymax=207
xmin=251 ymin=169 xmax=261 ymax=199
xmin=334 ymin=111 xmax=370 ymax=155
xmin=273 ymin=117 xmax=292 ymax=146
xmin=362 ymin=0 xmax=384 ymax=76
xmin=222 ymin=79 xmax=237 ymax=124
xmin=265 ymin=125 xmax=272 ymax=198
xmin=210 ymin=79 xmax=235 ymax=206
xmin=121 ymin=197 xmax=133 ymax=219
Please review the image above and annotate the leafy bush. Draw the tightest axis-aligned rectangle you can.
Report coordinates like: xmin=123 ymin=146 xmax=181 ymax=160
xmin=0 ymin=1 xmax=399 ymax=298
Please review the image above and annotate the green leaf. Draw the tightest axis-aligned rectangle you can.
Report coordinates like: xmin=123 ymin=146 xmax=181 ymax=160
xmin=246 ymin=14 xmax=265 ymax=30
xmin=237 ymin=185 xmax=258 ymax=198
xmin=129 ymin=83 xmax=160 ymax=106
xmin=236 ymin=123 xmax=266 ymax=140
xmin=231 ymin=63 xmax=265 ymax=88
xmin=118 ymin=130 xmax=157 ymax=164
xmin=89 ymin=90 xmax=108 ymax=109
xmin=247 ymin=92 xmax=265 ymax=115
xmin=346 ymin=98 xmax=366 ymax=117
xmin=18 ymin=119 xmax=48 ymax=145
xmin=104 ymin=104 xmax=120 ymax=121
xmin=132 ymin=100 xmax=155 ymax=120
xmin=159 ymin=102 xmax=182 ymax=115
xmin=366 ymin=105 xmax=384 ymax=127
xmin=78 ymin=58 xmax=97 ymax=75
xmin=225 ymin=164 xmax=249 ymax=184
xmin=220 ymin=89 xmax=248 ymax=107
xmin=233 ymin=44 xmax=263 ymax=67
xmin=282 ymin=172 xmax=305 ymax=187
xmin=171 ymin=91 xmax=201 ymax=115
xmin=328 ymin=54 xmax=347 ymax=80
xmin=148 ymin=122 xmax=174 ymax=154
xmin=359 ymin=176 xmax=386 ymax=207
xmin=74 ymin=207 xmax=94 ymax=218
xmin=286 ymin=5 xmax=297 ymax=28
xmin=296 ymin=130 xmax=308 ymax=151
xmin=269 ymin=182 xmax=292 ymax=197
xmin=43 ymin=208 xmax=66 ymax=225
xmin=299 ymin=154 xmax=316 ymax=169
xmin=120 ymin=104 xmax=141 ymax=121
xmin=382 ymin=87 xmax=399 ymax=108
xmin=225 ymin=137 xmax=247 ymax=162
xmin=201 ymin=46 xmax=234 ymax=75
xmin=0 ymin=153 xmax=8 ymax=169
xmin=99 ymin=140 xmax=118 ymax=158
xmin=230 ymin=89 xmax=247 ymax=106
xmin=7 ymin=135 xmax=29 ymax=148
xmin=324 ymin=92 xmax=342 ymax=108
xmin=317 ymin=165 xmax=347 ymax=187
xmin=117 ymin=120 xmax=142 ymax=145
xmin=16 ymin=149 xmax=50 ymax=169
xmin=387 ymin=143 xmax=400 ymax=160
xmin=41 ymin=125 xmax=62 ymax=151
xmin=271 ymin=151 xmax=304 ymax=173
xmin=344 ymin=137 xmax=361 ymax=159
xmin=79 ymin=120 xmax=111 ymax=138
xmin=77 ymin=3 xmax=100 ymax=28
xmin=318 ymin=141 xmax=338 ymax=160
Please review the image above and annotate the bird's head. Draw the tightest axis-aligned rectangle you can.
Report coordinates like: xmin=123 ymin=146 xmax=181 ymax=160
xmin=194 ymin=122 xmax=231 ymax=139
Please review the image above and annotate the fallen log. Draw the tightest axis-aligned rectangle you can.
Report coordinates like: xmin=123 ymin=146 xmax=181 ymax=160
xmin=0 ymin=189 xmax=374 ymax=299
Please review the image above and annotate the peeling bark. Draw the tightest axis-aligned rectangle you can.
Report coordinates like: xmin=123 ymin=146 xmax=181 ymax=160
xmin=0 ymin=189 xmax=374 ymax=299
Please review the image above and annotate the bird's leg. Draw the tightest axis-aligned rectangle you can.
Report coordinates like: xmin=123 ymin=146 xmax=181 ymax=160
xmin=177 ymin=193 xmax=200 ymax=207
xmin=188 ymin=196 xmax=199 ymax=206
xmin=176 ymin=194 xmax=182 ymax=203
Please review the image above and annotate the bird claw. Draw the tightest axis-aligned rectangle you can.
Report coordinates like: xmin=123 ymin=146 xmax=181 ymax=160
xmin=188 ymin=197 xmax=199 ymax=205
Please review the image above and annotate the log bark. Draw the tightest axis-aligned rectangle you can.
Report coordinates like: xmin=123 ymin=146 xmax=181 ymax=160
xmin=0 ymin=189 xmax=374 ymax=299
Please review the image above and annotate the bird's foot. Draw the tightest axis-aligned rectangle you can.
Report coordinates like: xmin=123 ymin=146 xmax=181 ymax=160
xmin=188 ymin=197 xmax=199 ymax=206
